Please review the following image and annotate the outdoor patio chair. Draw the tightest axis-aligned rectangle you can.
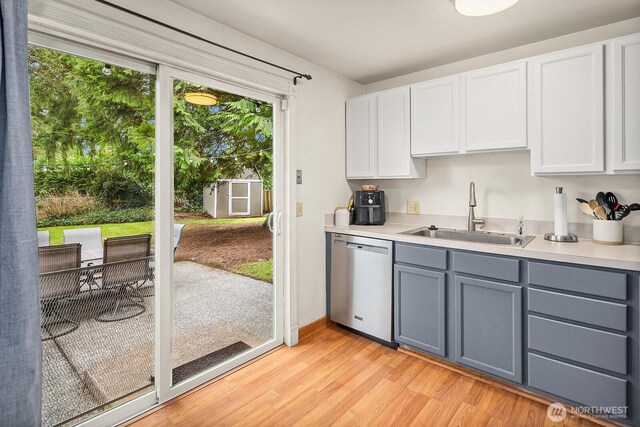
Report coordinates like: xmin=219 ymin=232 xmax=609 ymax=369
xmin=96 ymin=234 xmax=152 ymax=322
xmin=174 ymin=223 xmax=186 ymax=253
xmin=39 ymin=243 xmax=82 ymax=340
xmin=37 ymin=230 xmax=50 ymax=247
xmin=63 ymin=227 xmax=103 ymax=263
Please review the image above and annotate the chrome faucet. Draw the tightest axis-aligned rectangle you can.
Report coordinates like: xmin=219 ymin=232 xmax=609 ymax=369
xmin=468 ymin=182 xmax=486 ymax=232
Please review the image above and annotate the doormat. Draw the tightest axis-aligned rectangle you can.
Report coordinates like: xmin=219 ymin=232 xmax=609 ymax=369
xmin=171 ymin=341 xmax=251 ymax=385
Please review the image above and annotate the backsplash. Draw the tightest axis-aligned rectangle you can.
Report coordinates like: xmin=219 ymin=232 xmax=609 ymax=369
xmin=348 ymin=151 xmax=640 ymax=230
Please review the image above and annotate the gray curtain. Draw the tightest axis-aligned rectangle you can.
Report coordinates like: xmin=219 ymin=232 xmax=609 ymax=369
xmin=0 ymin=0 xmax=42 ymax=425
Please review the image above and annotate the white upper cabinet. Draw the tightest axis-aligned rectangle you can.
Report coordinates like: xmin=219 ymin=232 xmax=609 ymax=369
xmin=611 ymin=33 xmax=640 ymax=172
xmin=530 ymin=44 xmax=605 ymax=174
xmin=464 ymin=61 xmax=527 ymax=152
xmin=345 ymin=95 xmax=376 ymax=179
xmin=411 ymin=76 xmax=461 ymax=156
xmin=346 ymin=88 xmax=425 ymax=179
xmin=377 ymin=87 xmax=425 ymax=178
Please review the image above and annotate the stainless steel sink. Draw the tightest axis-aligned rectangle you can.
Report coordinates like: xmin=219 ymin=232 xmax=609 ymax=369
xmin=400 ymin=227 xmax=535 ymax=248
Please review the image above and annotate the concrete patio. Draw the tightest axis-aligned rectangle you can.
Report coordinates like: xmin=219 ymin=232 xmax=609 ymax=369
xmin=42 ymin=261 xmax=273 ymax=426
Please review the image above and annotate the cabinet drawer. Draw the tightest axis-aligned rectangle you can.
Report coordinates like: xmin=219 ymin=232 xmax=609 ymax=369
xmin=528 ymin=353 xmax=627 ymax=410
xmin=528 ymin=316 xmax=627 ymax=374
xmin=528 ymin=262 xmax=627 ymax=300
xmin=395 ymin=243 xmax=447 ymax=270
xmin=528 ymin=288 xmax=628 ymax=332
xmin=453 ymin=252 xmax=519 ymax=282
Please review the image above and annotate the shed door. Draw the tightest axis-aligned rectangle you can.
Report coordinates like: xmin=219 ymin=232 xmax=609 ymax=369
xmin=229 ymin=181 xmax=250 ymax=215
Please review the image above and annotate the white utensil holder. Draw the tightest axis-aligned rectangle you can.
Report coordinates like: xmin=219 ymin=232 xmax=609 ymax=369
xmin=593 ymin=219 xmax=623 ymax=245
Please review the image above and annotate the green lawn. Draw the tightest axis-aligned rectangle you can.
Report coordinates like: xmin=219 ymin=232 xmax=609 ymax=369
xmin=40 ymin=216 xmax=264 ymax=245
xmin=232 ymin=260 xmax=273 ymax=283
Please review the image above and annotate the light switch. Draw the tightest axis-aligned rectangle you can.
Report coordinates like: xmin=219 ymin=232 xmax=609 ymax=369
xmin=407 ymin=201 xmax=420 ymax=215
xmin=296 ymin=202 xmax=303 ymax=217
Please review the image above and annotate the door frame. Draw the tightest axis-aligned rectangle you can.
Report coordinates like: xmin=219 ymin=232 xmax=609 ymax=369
xmin=155 ymin=65 xmax=286 ymax=403
xmin=228 ymin=181 xmax=251 ymax=216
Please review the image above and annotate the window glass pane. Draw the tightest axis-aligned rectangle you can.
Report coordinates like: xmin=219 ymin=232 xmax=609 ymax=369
xmin=231 ymin=182 xmax=249 ymax=198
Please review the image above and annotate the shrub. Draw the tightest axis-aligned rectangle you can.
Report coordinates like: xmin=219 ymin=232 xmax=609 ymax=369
xmin=36 ymin=191 xmax=99 ymax=220
xmin=33 ymin=158 xmax=97 ymax=197
xmin=92 ymin=170 xmax=153 ymax=209
xmin=37 ymin=207 xmax=153 ymax=227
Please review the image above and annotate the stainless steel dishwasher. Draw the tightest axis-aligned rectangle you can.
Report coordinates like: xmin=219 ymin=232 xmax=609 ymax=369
xmin=330 ymin=233 xmax=393 ymax=344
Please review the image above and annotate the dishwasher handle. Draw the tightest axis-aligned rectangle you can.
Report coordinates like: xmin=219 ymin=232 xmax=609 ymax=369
xmin=341 ymin=241 xmax=388 ymax=255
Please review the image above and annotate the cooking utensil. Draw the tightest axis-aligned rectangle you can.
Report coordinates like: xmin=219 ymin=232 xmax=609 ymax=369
xmin=588 ymin=199 xmax=600 ymax=212
xmin=593 ymin=205 xmax=607 ymax=220
xmin=605 ymin=192 xmax=620 ymax=220
xmin=617 ymin=205 xmax=630 ymax=220
xmin=596 ymin=192 xmax=611 ymax=220
xmin=629 ymin=203 xmax=640 ymax=211
xmin=576 ymin=198 xmax=589 ymax=204
xmin=578 ymin=202 xmax=594 ymax=217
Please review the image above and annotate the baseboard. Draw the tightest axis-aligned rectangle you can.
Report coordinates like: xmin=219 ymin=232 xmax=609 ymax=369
xmin=398 ymin=346 xmax=620 ymax=427
xmin=298 ymin=316 xmax=333 ymax=341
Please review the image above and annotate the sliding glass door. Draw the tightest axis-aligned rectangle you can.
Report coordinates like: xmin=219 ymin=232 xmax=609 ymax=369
xmin=30 ymin=36 xmax=284 ymax=426
xmin=155 ymin=66 xmax=284 ymax=402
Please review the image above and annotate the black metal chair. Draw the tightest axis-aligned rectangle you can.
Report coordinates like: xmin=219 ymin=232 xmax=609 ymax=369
xmin=39 ymin=243 xmax=82 ymax=340
xmin=96 ymin=234 xmax=152 ymax=322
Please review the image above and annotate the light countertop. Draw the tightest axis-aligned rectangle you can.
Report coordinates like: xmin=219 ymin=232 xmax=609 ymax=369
xmin=324 ymin=222 xmax=640 ymax=271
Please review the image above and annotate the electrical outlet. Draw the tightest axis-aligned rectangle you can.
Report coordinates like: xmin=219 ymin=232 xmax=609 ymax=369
xmin=296 ymin=202 xmax=303 ymax=217
xmin=407 ymin=201 xmax=420 ymax=215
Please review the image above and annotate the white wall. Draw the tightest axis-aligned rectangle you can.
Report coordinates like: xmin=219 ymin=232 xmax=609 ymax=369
xmin=350 ymin=151 xmax=640 ymax=228
xmin=360 ymin=18 xmax=640 ymax=228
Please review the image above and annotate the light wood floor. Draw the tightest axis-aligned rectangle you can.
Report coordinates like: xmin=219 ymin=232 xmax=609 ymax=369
xmin=129 ymin=326 xmax=597 ymax=426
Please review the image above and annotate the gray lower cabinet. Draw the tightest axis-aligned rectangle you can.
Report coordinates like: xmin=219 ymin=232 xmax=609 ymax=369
xmin=454 ymin=275 xmax=523 ymax=383
xmin=394 ymin=264 xmax=446 ymax=356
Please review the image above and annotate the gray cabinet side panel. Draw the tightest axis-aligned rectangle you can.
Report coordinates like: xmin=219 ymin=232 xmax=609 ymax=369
xmin=394 ymin=265 xmax=446 ymax=356
xmin=455 ymin=276 xmax=523 ymax=383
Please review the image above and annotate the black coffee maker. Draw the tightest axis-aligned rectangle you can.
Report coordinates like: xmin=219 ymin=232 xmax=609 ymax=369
xmin=353 ymin=190 xmax=386 ymax=225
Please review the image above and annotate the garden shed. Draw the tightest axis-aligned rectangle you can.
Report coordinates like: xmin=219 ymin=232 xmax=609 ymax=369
xmin=203 ymin=170 xmax=263 ymax=218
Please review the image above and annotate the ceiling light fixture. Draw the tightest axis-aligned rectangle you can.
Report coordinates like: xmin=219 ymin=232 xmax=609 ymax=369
xmin=453 ymin=0 xmax=519 ymax=16
xmin=184 ymin=92 xmax=218 ymax=106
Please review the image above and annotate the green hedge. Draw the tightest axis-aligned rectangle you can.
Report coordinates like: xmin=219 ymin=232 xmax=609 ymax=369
xmin=37 ymin=207 xmax=153 ymax=227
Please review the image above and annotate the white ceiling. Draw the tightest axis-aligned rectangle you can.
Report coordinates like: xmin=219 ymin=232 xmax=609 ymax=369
xmin=169 ymin=0 xmax=640 ymax=84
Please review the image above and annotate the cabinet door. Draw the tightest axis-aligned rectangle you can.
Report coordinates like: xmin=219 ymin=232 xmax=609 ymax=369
xmin=377 ymin=87 xmax=412 ymax=177
xmin=465 ymin=61 xmax=527 ymax=152
xmin=455 ymin=276 xmax=522 ymax=383
xmin=394 ymin=265 xmax=446 ymax=356
xmin=411 ymin=76 xmax=461 ymax=156
xmin=612 ymin=34 xmax=640 ymax=171
xmin=530 ymin=44 xmax=604 ymax=174
xmin=346 ymin=95 xmax=376 ymax=178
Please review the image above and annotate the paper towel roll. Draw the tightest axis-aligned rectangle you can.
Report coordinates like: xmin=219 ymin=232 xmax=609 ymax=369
xmin=553 ymin=190 xmax=568 ymax=236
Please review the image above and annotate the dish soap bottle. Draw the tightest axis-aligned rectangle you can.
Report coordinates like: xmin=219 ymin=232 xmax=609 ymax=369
xmin=516 ymin=216 xmax=526 ymax=237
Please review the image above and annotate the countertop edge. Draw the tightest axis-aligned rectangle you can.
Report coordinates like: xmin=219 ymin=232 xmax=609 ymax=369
xmin=324 ymin=224 xmax=640 ymax=272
